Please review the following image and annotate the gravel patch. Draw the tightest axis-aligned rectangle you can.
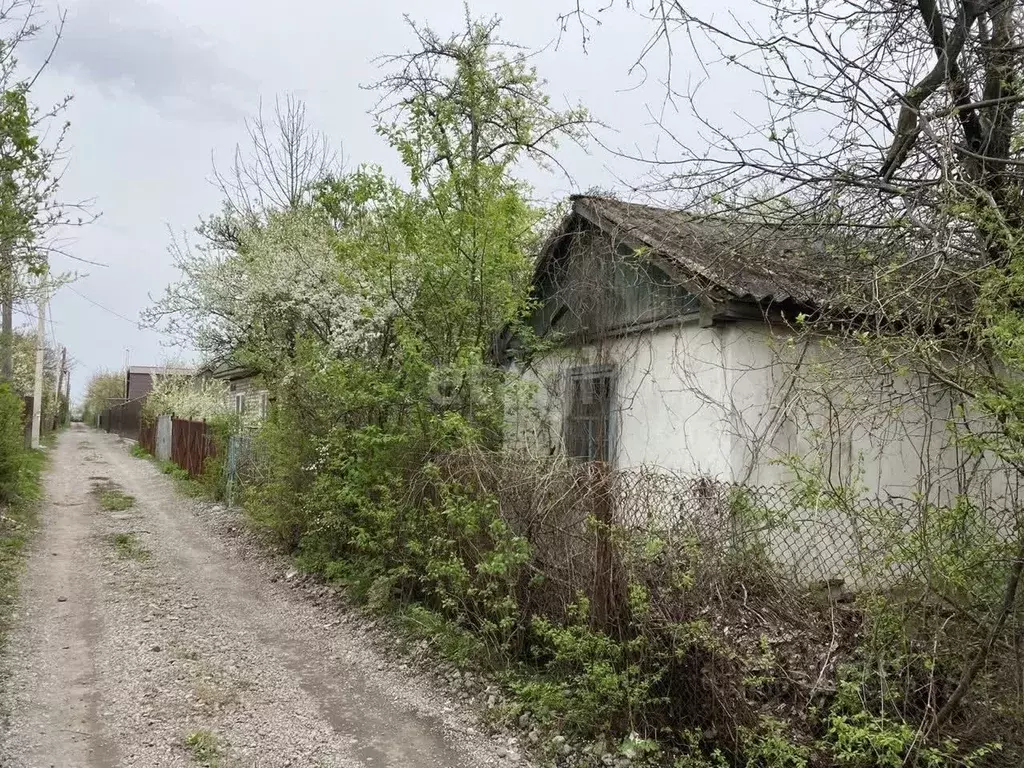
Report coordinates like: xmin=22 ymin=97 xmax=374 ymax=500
xmin=0 ymin=426 xmax=533 ymax=767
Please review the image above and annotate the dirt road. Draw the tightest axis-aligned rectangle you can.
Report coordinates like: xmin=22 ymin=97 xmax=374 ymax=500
xmin=0 ymin=426 xmax=516 ymax=767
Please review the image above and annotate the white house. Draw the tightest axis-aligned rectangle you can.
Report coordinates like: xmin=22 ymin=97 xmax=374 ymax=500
xmin=501 ymin=196 xmax=1018 ymax=584
xmin=200 ymin=361 xmax=269 ymax=422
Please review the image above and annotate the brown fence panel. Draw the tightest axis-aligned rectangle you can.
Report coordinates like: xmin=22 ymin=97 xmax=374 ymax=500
xmin=171 ymin=418 xmax=215 ymax=478
xmin=101 ymin=397 xmax=144 ymax=441
xmin=139 ymin=419 xmax=156 ymax=455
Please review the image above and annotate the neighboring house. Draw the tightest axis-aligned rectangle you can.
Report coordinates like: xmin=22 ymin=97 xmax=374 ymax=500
xmin=503 ymin=195 xmax=1013 ymax=510
xmin=201 ymin=361 xmax=269 ymax=421
xmin=126 ymin=366 xmax=195 ymax=401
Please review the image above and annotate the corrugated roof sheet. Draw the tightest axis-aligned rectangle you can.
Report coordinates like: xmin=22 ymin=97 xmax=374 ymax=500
xmin=571 ymin=196 xmax=854 ymax=307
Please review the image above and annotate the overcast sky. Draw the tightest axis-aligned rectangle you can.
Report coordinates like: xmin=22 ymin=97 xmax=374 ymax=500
xmin=18 ymin=0 xmax=743 ymax=400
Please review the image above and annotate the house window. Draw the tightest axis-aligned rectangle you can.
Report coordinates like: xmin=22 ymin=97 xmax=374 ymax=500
xmin=258 ymin=392 xmax=269 ymax=420
xmin=564 ymin=365 xmax=615 ymax=463
xmin=234 ymin=394 xmax=246 ymax=416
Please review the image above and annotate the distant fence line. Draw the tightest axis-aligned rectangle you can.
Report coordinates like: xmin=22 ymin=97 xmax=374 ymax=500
xmin=99 ymin=397 xmax=143 ymax=442
xmin=102 ymin=399 xmax=217 ymax=480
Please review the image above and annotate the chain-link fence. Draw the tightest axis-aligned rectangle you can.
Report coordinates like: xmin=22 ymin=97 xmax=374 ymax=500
xmin=221 ymin=442 xmax=1022 ymax=757
xmin=429 ymin=451 xmax=1023 ymax=757
xmin=224 ymin=430 xmax=267 ymax=507
xmin=436 ymin=454 xmax=1022 ymax=594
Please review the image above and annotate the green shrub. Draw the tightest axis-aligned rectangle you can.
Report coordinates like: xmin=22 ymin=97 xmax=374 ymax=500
xmin=0 ymin=384 xmax=24 ymax=503
xmin=0 ymin=440 xmax=43 ymax=654
xmin=740 ymin=717 xmax=809 ymax=768
xmin=196 ymin=416 xmax=236 ymax=501
xmin=524 ymin=598 xmax=663 ymax=735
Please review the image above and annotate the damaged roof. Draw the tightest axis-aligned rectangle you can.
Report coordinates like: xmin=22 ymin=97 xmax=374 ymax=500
xmin=547 ymin=195 xmax=976 ymax=317
xmin=569 ymin=196 xmax=838 ymax=307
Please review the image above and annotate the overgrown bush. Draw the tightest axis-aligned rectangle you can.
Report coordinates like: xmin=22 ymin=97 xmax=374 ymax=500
xmin=0 ymin=383 xmax=25 ymax=502
xmin=195 ymin=415 xmax=238 ymax=501
xmin=245 ymin=404 xmax=1018 ymax=766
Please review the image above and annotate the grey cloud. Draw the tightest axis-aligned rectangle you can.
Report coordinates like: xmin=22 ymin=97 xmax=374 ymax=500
xmin=49 ymin=0 xmax=255 ymax=121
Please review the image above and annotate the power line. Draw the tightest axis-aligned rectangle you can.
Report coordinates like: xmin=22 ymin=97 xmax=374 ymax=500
xmin=65 ymin=285 xmax=140 ymax=327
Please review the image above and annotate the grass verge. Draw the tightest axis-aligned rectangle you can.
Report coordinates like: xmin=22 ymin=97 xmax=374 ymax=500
xmin=129 ymin=438 xmax=225 ymax=501
xmin=0 ymin=446 xmax=48 ymax=654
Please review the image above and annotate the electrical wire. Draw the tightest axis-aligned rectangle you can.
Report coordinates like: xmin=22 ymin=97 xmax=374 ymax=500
xmin=65 ymin=285 xmax=141 ymax=327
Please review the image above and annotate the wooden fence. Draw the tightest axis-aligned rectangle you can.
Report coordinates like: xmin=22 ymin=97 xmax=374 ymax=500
xmin=170 ymin=417 xmax=215 ymax=478
xmin=101 ymin=402 xmax=216 ymax=480
xmin=99 ymin=397 xmax=144 ymax=441
xmin=139 ymin=419 xmax=157 ymax=455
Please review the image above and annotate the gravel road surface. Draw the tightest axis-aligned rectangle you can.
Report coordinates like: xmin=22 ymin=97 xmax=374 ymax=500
xmin=0 ymin=425 xmax=518 ymax=767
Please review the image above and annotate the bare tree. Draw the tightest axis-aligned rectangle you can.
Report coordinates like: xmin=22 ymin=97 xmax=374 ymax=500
xmin=562 ymin=0 xmax=1024 ymax=758
xmin=0 ymin=0 xmax=93 ymax=383
xmin=212 ymin=95 xmax=338 ymax=229
xmin=559 ymin=1 xmax=1022 ymax=264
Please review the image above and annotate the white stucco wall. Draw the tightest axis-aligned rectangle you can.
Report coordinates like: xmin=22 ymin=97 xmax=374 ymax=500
xmin=511 ymin=320 xmax=1016 ymax=494
xmin=508 ymin=321 xmax=736 ymax=477
xmin=507 ymin=319 xmax=1021 ymax=585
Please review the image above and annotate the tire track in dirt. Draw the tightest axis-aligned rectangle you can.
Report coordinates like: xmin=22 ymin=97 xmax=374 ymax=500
xmin=0 ymin=426 xmax=520 ymax=767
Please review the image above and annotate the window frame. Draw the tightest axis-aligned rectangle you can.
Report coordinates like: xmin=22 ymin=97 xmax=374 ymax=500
xmin=563 ymin=364 xmax=617 ymax=465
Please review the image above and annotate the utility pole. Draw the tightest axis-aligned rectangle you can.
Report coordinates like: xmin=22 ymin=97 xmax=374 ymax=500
xmin=30 ymin=281 xmax=45 ymax=448
xmin=1 ymin=256 xmax=12 ymax=383
xmin=54 ymin=346 xmax=66 ymax=430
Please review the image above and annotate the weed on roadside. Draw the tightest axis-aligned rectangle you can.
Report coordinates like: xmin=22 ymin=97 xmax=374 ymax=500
xmin=130 ymin=443 xmax=150 ymax=459
xmin=99 ymin=489 xmax=135 ymax=511
xmin=0 ymin=447 xmax=46 ymax=655
xmin=184 ymin=729 xmax=223 ymax=766
xmin=110 ymin=532 xmax=150 ymax=562
xmin=90 ymin=480 xmax=135 ymax=512
xmin=157 ymin=460 xmax=207 ymax=498
xmin=158 ymin=459 xmax=185 ymax=478
xmin=193 ymin=677 xmax=240 ymax=713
